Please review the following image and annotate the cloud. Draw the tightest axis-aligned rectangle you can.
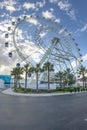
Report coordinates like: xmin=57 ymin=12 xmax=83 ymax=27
xmin=23 ymin=2 xmax=36 ymax=10
xmin=0 ymin=37 xmax=17 ymax=74
xmin=39 ymin=32 xmax=47 ymax=38
xmin=0 ymin=65 xmax=12 ymax=75
xmin=1 ymin=13 xmax=10 ymax=18
xmin=42 ymin=10 xmax=54 ymax=19
xmin=0 ymin=19 xmax=45 ymax=74
xmin=49 ymin=0 xmax=59 ymax=3
xmin=67 ymin=10 xmax=76 ymax=20
xmin=0 ymin=0 xmax=19 ymax=13
xmin=6 ymin=5 xmax=16 ymax=12
xmin=36 ymin=0 xmax=46 ymax=8
xmin=50 ymin=8 xmax=54 ymax=12
xmin=58 ymin=0 xmax=76 ymax=20
xmin=81 ymin=54 xmax=87 ymax=68
xmin=76 ymin=24 xmax=87 ymax=33
xmin=0 ymin=18 xmax=23 ymax=74
xmin=82 ymin=54 xmax=87 ymax=61
xmin=49 ymin=0 xmax=76 ymax=20
xmin=27 ymin=17 xmax=38 ymax=25
xmin=71 ymin=53 xmax=87 ymax=69
xmin=58 ymin=1 xmax=71 ymax=11
xmin=58 ymin=28 xmax=65 ymax=34
xmin=55 ymin=18 xmax=61 ymax=23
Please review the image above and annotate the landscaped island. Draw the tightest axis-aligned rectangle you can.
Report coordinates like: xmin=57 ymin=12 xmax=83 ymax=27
xmin=15 ymin=86 xmax=87 ymax=94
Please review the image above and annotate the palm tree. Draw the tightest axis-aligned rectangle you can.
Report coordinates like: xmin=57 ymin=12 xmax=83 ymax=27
xmin=43 ymin=61 xmax=54 ymax=92
xmin=64 ymin=68 xmax=76 ymax=86
xmin=23 ymin=64 xmax=30 ymax=93
xmin=78 ymin=66 xmax=87 ymax=87
xmin=11 ymin=67 xmax=23 ymax=91
xmin=29 ymin=64 xmax=43 ymax=92
xmin=55 ymin=71 xmax=64 ymax=87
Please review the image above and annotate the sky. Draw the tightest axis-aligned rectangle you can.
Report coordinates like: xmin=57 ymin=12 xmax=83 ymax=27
xmin=0 ymin=0 xmax=87 ymax=75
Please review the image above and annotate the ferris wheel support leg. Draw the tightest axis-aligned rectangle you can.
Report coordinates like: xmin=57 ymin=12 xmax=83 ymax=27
xmin=38 ymin=37 xmax=59 ymax=84
xmin=29 ymin=37 xmax=59 ymax=85
xmin=40 ymin=37 xmax=59 ymax=66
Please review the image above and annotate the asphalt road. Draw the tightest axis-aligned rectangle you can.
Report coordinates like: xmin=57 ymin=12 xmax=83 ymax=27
xmin=0 ymin=90 xmax=87 ymax=130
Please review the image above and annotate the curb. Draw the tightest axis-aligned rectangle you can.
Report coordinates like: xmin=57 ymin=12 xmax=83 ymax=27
xmin=1 ymin=88 xmax=83 ymax=97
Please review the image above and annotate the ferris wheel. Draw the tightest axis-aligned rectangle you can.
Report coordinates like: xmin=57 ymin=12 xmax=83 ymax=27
xmin=5 ymin=15 xmax=82 ymax=78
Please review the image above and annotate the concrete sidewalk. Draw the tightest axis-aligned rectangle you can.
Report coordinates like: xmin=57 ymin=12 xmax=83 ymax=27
xmin=2 ymin=88 xmax=74 ymax=97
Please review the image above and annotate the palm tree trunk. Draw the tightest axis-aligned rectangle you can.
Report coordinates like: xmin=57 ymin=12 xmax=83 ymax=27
xmin=48 ymin=68 xmax=50 ymax=92
xmin=14 ymin=77 xmax=16 ymax=88
xmin=14 ymin=77 xmax=16 ymax=90
xmin=36 ymin=72 xmax=38 ymax=93
xmin=83 ymin=80 xmax=85 ymax=88
xmin=25 ymin=71 xmax=27 ymax=93
xmin=60 ymin=78 xmax=62 ymax=87
xmin=15 ymin=77 xmax=18 ymax=91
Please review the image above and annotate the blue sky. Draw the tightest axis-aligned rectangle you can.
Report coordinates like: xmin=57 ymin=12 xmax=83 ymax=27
xmin=0 ymin=0 xmax=87 ymax=74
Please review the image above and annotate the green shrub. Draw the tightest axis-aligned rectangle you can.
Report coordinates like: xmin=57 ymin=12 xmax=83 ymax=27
xmin=70 ymin=88 xmax=73 ymax=93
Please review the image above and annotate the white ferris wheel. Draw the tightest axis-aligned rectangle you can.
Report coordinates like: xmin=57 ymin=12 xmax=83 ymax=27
xmin=5 ymin=15 xmax=83 ymax=85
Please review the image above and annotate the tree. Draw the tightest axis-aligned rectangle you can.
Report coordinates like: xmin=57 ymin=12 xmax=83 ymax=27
xmin=23 ymin=64 xmax=30 ymax=93
xmin=55 ymin=71 xmax=64 ymax=87
xmin=43 ymin=61 xmax=54 ymax=92
xmin=64 ymin=68 xmax=76 ymax=86
xmin=78 ymin=66 xmax=87 ymax=87
xmin=29 ymin=64 xmax=43 ymax=92
xmin=11 ymin=67 xmax=23 ymax=91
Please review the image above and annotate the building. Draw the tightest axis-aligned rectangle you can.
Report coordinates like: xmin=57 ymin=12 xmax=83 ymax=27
xmin=0 ymin=75 xmax=11 ymax=88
